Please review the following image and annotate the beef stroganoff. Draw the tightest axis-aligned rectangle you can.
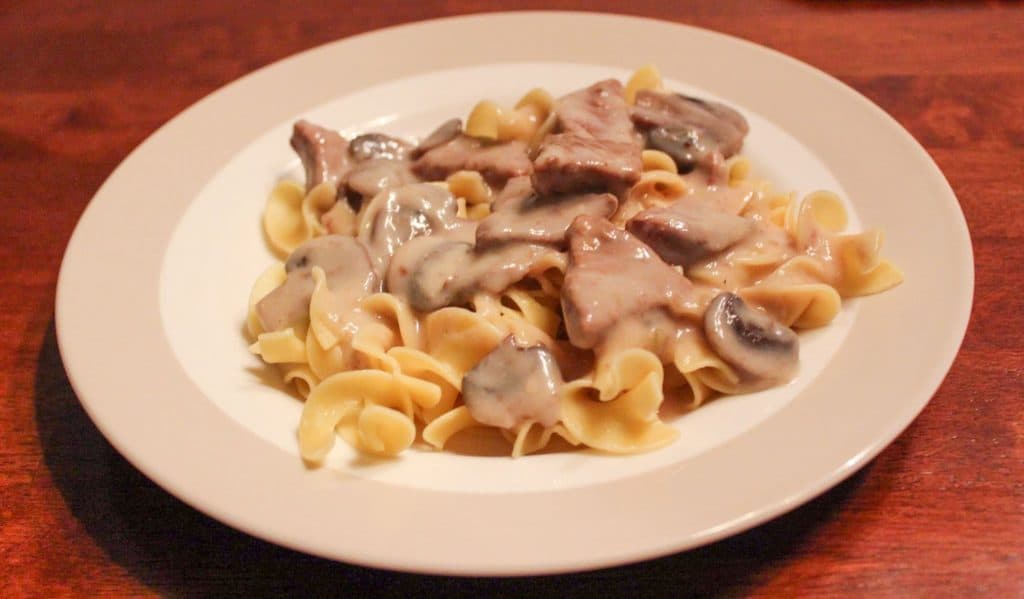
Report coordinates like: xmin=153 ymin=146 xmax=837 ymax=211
xmin=246 ymin=66 xmax=903 ymax=464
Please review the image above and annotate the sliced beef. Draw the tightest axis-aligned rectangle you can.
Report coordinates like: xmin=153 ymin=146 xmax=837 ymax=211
xmin=532 ymin=79 xmax=643 ymax=196
xmin=290 ymin=120 xmax=351 ymax=192
xmin=476 ymin=176 xmax=618 ymax=249
xmin=556 ymin=79 xmax=639 ymax=142
xmin=256 ymin=235 xmax=378 ymax=332
xmin=631 ymin=90 xmax=749 ymax=174
xmin=412 ymin=134 xmax=532 ymax=184
xmin=562 ymin=216 xmax=696 ymax=349
xmin=532 ymin=134 xmax=641 ymax=196
xmin=625 ymin=196 xmax=754 ymax=267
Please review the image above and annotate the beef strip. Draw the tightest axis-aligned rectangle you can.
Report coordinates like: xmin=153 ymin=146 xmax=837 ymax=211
xmin=562 ymin=216 xmax=698 ymax=349
xmin=625 ymin=195 xmax=754 ymax=267
xmin=532 ymin=79 xmax=643 ymax=196
xmin=290 ymin=120 xmax=351 ymax=192
xmin=476 ymin=176 xmax=618 ymax=249
xmin=412 ymin=134 xmax=532 ymax=184
xmin=631 ymin=90 xmax=749 ymax=174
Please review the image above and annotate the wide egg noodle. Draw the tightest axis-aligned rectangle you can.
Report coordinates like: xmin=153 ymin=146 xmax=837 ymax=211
xmin=561 ymin=349 xmax=678 ymax=453
xmin=726 ymin=155 xmax=752 ymax=185
xmin=624 ymin=64 xmax=663 ymax=105
xmin=504 ymin=421 xmax=580 ymax=457
xmin=262 ymin=181 xmax=307 ymax=256
xmin=465 ymin=88 xmax=554 ymax=143
xmin=282 ymin=365 xmax=317 ymax=400
xmin=299 ymin=369 xmax=441 ymax=462
xmin=740 ymin=281 xmax=843 ymax=329
xmin=471 ymin=292 xmax=560 ymax=349
xmin=498 ymin=286 xmax=562 ymax=338
xmin=421 ymin=405 xmax=477 ymax=450
xmin=303 ymin=182 xmax=344 ymax=236
xmin=388 ymin=347 xmax=461 ymax=423
xmin=305 ymin=320 xmax=353 ymax=380
xmin=832 ymin=231 xmax=904 ymax=297
xmin=641 ymin=149 xmax=678 ymax=174
xmin=250 ymin=328 xmax=307 ymax=364
xmin=669 ymin=327 xmax=740 ymax=406
xmin=417 ymin=308 xmax=505 ymax=449
xmin=360 ymin=293 xmax=423 ymax=350
xmin=612 ymin=170 xmax=688 ymax=225
xmin=446 ymin=170 xmax=493 ymax=205
xmin=422 ymin=307 xmax=505 ymax=376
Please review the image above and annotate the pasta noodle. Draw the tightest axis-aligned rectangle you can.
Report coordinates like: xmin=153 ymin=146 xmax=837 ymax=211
xmin=247 ymin=67 xmax=904 ymax=466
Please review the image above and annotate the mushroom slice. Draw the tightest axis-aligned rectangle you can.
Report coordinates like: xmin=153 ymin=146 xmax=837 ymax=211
xmin=257 ymin=235 xmax=378 ymax=332
xmin=462 ymin=336 xmax=564 ymax=429
xmin=403 ymin=240 xmax=476 ymax=312
xmin=645 ymin=127 xmax=709 ymax=175
xmin=357 ymin=183 xmax=460 ymax=274
xmin=348 ymin=133 xmax=412 ymax=162
xmin=413 ymin=118 xmax=462 ymax=157
xmin=703 ymin=292 xmax=799 ymax=391
xmin=344 ymin=158 xmax=418 ymax=206
xmin=477 ymin=185 xmax=618 ymax=249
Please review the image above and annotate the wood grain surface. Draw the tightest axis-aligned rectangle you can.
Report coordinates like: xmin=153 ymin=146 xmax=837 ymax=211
xmin=2 ymin=1 xmax=1021 ymax=596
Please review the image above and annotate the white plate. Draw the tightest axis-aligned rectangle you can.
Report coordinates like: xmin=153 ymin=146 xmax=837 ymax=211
xmin=56 ymin=12 xmax=972 ymax=575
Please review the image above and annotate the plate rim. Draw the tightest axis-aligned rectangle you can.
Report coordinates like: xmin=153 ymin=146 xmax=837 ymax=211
xmin=55 ymin=11 xmax=974 ymax=576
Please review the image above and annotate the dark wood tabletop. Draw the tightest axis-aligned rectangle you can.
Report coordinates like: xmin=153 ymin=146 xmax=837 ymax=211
xmin=2 ymin=1 xmax=1022 ymax=596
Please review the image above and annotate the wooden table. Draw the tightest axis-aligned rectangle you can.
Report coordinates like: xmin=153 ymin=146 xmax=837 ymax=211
xmin=2 ymin=1 xmax=1021 ymax=596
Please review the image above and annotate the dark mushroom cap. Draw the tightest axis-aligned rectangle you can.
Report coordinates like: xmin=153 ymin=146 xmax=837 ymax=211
xmin=646 ymin=127 xmax=706 ymax=174
xmin=348 ymin=133 xmax=412 ymax=162
xmin=704 ymin=292 xmax=799 ymax=391
xmin=404 ymin=241 xmax=475 ymax=312
xmin=413 ymin=118 xmax=463 ymax=157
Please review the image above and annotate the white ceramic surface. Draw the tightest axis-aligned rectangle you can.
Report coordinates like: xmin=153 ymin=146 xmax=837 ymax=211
xmin=56 ymin=12 xmax=972 ymax=576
